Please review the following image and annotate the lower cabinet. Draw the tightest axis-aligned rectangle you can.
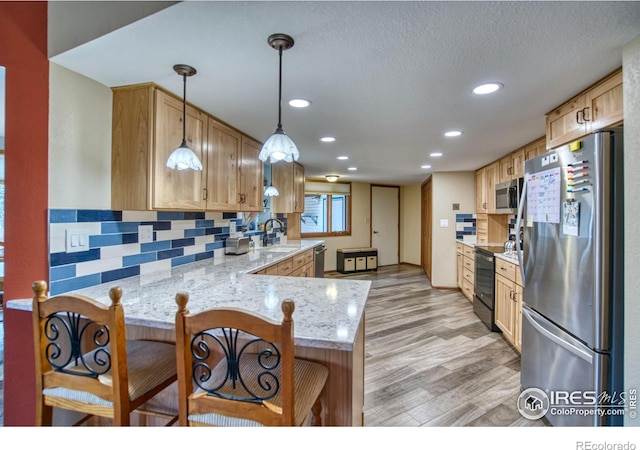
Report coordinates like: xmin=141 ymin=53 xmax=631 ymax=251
xmin=494 ymin=258 xmax=522 ymax=352
xmin=456 ymin=242 xmax=475 ymax=303
xmin=337 ymin=248 xmax=378 ymax=274
xmin=255 ymin=249 xmax=314 ymax=278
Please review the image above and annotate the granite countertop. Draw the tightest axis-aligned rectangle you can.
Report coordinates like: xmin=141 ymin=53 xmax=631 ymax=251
xmin=6 ymin=239 xmax=371 ymax=351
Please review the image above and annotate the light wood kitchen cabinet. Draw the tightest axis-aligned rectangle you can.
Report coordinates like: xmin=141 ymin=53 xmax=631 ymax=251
xmin=255 ymin=249 xmax=315 ymax=278
xmin=525 ymin=136 xmax=547 ymax=161
xmin=498 ymin=148 xmax=524 ymax=183
xmin=111 ymin=83 xmax=263 ymax=212
xmin=271 ymin=161 xmax=305 ymax=213
xmin=546 ymin=68 xmax=622 ymax=150
xmin=456 ymin=242 xmax=475 ymax=303
xmin=238 ymin=135 xmax=264 ymax=212
xmin=494 ymin=257 xmax=522 ymax=352
xmin=475 ymin=162 xmax=498 ymax=214
xmin=112 ymin=84 xmax=207 ymax=211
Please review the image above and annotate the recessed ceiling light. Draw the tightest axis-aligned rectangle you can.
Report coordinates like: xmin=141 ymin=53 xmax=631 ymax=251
xmin=430 ymin=152 xmax=443 ymax=157
xmin=348 ymin=167 xmax=357 ymax=171
xmin=337 ymin=156 xmax=349 ymax=160
xmin=444 ymin=131 xmax=463 ymax=137
xmin=320 ymin=137 xmax=336 ymax=143
xmin=289 ymin=98 xmax=311 ymax=108
xmin=473 ymin=82 xmax=503 ymax=95
xmin=421 ymin=165 xmax=431 ymax=169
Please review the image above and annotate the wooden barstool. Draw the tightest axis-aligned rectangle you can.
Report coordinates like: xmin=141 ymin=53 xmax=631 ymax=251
xmin=32 ymin=280 xmax=178 ymax=426
xmin=174 ymin=293 xmax=329 ymax=426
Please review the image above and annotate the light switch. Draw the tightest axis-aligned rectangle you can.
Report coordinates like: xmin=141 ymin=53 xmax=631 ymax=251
xmin=440 ymin=219 xmax=449 ymax=228
xmin=66 ymin=229 xmax=89 ymax=253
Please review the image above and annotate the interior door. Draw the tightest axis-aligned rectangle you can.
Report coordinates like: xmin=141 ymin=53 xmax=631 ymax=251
xmin=371 ymin=185 xmax=399 ymax=266
xmin=421 ymin=178 xmax=432 ymax=279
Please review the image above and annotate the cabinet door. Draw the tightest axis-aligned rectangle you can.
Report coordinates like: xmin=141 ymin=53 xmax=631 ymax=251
xmin=238 ymin=135 xmax=264 ymax=212
xmin=475 ymin=168 xmax=487 ymax=214
xmin=498 ymin=154 xmax=513 ymax=183
xmin=511 ymin=148 xmax=525 ymax=179
xmin=514 ymin=283 xmax=523 ymax=352
xmin=495 ymin=273 xmax=515 ymax=344
xmin=525 ymin=137 xmax=546 ymax=161
xmin=153 ymin=90 xmax=206 ymax=210
xmin=485 ymin=162 xmax=499 ymax=213
xmin=293 ymin=162 xmax=305 ymax=213
xmin=587 ymin=69 xmax=623 ymax=132
xmin=546 ymin=95 xmax=588 ymax=150
xmin=205 ymin=118 xmax=240 ymax=210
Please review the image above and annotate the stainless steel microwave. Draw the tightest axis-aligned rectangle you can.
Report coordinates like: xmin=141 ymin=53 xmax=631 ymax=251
xmin=495 ymin=178 xmax=523 ymax=214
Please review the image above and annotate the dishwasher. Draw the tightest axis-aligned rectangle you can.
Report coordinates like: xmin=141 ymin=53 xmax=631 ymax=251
xmin=314 ymin=244 xmax=327 ymax=278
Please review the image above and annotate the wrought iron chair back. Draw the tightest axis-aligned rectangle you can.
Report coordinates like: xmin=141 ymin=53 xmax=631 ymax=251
xmin=175 ymin=293 xmax=328 ymax=426
xmin=32 ymin=280 xmax=178 ymax=426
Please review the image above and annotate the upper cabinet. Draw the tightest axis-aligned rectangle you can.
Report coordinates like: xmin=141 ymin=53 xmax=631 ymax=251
xmin=111 ymin=84 xmax=264 ymax=212
xmin=271 ymin=161 xmax=305 ymax=213
xmin=524 ymin=136 xmax=547 ymax=161
xmin=238 ymin=135 xmax=264 ymax=212
xmin=546 ymin=68 xmax=622 ymax=150
xmin=475 ymin=161 xmax=498 ymax=214
xmin=498 ymin=147 xmax=525 ymax=183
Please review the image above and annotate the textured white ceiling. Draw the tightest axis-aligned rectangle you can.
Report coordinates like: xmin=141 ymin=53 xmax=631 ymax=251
xmin=50 ymin=1 xmax=640 ymax=185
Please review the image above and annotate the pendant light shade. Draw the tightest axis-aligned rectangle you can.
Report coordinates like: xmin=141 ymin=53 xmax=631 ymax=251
xmin=264 ymin=183 xmax=280 ymax=197
xmin=259 ymin=34 xmax=299 ymax=164
xmin=166 ymin=64 xmax=203 ymax=171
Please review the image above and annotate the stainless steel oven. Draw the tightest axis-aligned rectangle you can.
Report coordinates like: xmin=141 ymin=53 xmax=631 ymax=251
xmin=474 ymin=246 xmax=502 ymax=332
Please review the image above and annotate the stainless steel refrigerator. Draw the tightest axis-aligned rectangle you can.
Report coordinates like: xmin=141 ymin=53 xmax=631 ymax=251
xmin=516 ymin=128 xmax=624 ymax=426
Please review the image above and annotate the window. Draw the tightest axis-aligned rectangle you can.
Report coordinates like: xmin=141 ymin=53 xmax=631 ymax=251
xmin=301 ymin=181 xmax=351 ymax=237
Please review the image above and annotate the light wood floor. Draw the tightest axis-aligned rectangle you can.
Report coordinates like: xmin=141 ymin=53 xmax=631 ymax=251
xmin=328 ymin=264 xmax=546 ymax=427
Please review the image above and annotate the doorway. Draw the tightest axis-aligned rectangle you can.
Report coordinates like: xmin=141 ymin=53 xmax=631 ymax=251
xmin=421 ymin=178 xmax=432 ymax=279
xmin=371 ymin=185 xmax=399 ymax=266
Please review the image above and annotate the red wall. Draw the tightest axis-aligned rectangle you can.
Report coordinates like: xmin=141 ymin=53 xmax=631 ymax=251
xmin=0 ymin=1 xmax=50 ymax=425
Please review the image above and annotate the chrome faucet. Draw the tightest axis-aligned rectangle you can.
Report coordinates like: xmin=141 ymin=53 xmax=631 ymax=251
xmin=262 ymin=218 xmax=284 ymax=247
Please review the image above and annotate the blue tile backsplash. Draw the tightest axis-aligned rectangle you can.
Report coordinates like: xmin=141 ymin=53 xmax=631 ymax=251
xmin=48 ymin=209 xmax=287 ymax=295
xmin=455 ymin=213 xmax=477 ymax=240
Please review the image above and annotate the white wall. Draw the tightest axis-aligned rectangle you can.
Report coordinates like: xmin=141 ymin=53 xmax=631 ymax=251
xmin=400 ymin=184 xmax=421 ymax=265
xmin=431 ymin=171 xmax=476 ymax=288
xmin=49 ymin=63 xmax=112 ymax=209
xmin=623 ymin=34 xmax=640 ymax=426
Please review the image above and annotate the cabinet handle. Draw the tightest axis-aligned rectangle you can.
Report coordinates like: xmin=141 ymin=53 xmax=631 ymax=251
xmin=203 ymin=187 xmax=208 ymax=200
xmin=576 ymin=109 xmax=584 ymax=124
xmin=509 ymin=290 xmax=514 ymax=299
xmin=582 ymin=107 xmax=590 ymax=122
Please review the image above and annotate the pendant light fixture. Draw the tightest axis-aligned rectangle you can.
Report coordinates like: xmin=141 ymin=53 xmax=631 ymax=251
xmin=259 ymin=34 xmax=299 ymax=164
xmin=166 ymin=64 xmax=203 ymax=171
xmin=264 ymin=182 xmax=280 ymax=197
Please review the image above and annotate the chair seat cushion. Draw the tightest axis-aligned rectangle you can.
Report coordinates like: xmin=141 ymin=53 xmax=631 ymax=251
xmin=189 ymin=357 xmax=328 ymax=426
xmin=43 ymin=340 xmax=176 ymax=406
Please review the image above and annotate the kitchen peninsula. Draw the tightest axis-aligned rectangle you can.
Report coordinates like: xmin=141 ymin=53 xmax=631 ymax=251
xmin=5 ymin=240 xmax=371 ymax=426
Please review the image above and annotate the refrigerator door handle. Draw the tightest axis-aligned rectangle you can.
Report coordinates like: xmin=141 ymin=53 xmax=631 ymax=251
xmin=515 ymin=176 xmax=527 ymax=285
xmin=523 ymin=307 xmax=593 ymax=364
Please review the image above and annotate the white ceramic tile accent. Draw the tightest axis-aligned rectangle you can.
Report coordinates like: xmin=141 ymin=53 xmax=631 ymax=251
xmin=122 ymin=211 xmax=158 ymax=222
xmin=75 ymin=256 xmax=123 ymax=277
xmin=183 ymin=244 xmax=207 ymax=256
xmin=100 ymin=243 xmax=141 ymax=259
xmin=194 ymin=235 xmax=216 ymax=246
xmin=155 ymin=229 xmax=188 ymax=241
xmin=205 ymin=212 xmax=225 ymax=221
xmin=170 ymin=220 xmax=196 ymax=231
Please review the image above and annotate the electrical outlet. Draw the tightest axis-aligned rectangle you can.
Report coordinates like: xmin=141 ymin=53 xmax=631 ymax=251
xmin=138 ymin=225 xmax=154 ymax=244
